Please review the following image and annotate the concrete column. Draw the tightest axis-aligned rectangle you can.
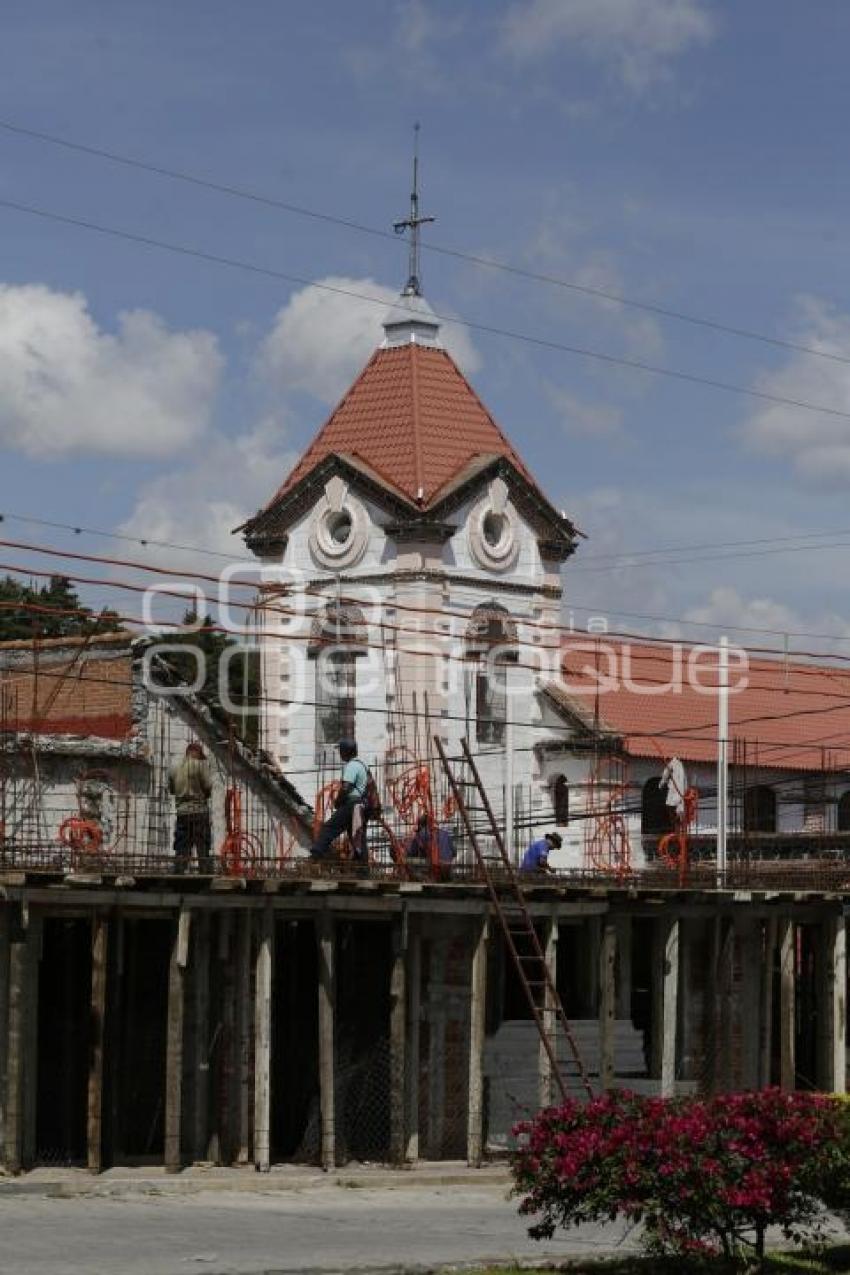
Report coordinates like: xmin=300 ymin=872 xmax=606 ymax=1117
xmin=467 ymin=915 xmax=488 ymax=1167
xmin=711 ymin=917 xmax=735 ymax=1094
xmin=599 ymin=921 xmax=617 ymax=1091
xmin=660 ymin=917 xmax=679 ymax=1098
xmin=164 ymin=909 xmax=190 ymax=1173
xmin=192 ymin=911 xmax=211 ymax=1163
xmin=87 ymin=914 xmax=109 ymax=1174
xmin=405 ymin=923 xmax=421 ymax=1163
xmin=538 ymin=915 xmax=558 ymax=1110
xmin=389 ymin=916 xmax=407 ymax=1164
xmin=779 ymin=918 xmax=796 ymax=1091
xmin=253 ymin=906 xmax=274 ymax=1172
xmin=317 ymin=910 xmax=335 ymax=1172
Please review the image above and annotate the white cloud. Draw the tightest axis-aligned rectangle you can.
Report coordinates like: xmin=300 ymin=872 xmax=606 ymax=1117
xmin=548 ymin=387 xmax=624 ymax=438
xmin=0 ymin=284 xmax=222 ymax=458
xmin=744 ymin=297 xmax=850 ymax=484
xmin=118 ymin=417 xmax=297 ymax=569
xmin=683 ymin=586 xmax=850 ymax=651
xmin=501 ymin=0 xmax=714 ymax=90
xmin=523 ymin=219 xmax=666 ymax=374
xmin=256 ymin=276 xmax=481 ymax=406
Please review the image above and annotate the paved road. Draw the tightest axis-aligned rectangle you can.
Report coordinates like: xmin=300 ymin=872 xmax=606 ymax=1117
xmin=0 ymin=1183 xmax=639 ymax=1274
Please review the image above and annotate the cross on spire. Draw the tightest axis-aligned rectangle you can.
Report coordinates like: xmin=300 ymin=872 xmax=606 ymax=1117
xmin=393 ymin=122 xmax=435 ymax=298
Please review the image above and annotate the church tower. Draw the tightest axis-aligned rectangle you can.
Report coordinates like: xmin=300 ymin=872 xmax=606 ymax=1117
xmin=240 ymin=166 xmax=578 ymax=827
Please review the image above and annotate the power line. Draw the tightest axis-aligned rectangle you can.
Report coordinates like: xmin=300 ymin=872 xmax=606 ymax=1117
xmin=5 ymin=595 xmax=850 ymax=761
xmin=2 ymin=115 xmax=848 ymax=368
xmin=7 ymin=530 xmax=850 ymax=652
xmin=5 ymin=194 xmax=850 ymax=424
xmin=8 ymin=509 xmax=850 ymax=609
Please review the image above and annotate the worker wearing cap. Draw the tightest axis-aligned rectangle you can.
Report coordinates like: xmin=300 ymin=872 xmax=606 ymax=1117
xmin=520 ymin=831 xmax=562 ymax=874
xmin=311 ymin=739 xmax=368 ymax=861
xmin=168 ymin=741 xmax=213 ymax=873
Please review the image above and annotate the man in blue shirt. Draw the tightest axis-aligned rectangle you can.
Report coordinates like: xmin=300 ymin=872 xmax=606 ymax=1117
xmin=407 ymin=813 xmax=457 ymax=872
xmin=311 ymin=739 xmax=369 ymax=860
xmin=520 ymin=831 xmax=562 ymax=874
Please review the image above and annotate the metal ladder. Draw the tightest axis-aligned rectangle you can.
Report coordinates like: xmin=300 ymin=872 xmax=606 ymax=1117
xmin=434 ymin=736 xmax=593 ymax=1102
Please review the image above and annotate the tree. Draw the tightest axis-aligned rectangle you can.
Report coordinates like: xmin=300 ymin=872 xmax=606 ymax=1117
xmin=0 ymin=575 xmax=121 ymax=642
xmin=163 ymin=611 xmax=260 ymax=748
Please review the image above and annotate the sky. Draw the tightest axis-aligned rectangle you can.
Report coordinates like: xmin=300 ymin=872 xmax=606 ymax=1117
xmin=3 ymin=1 xmax=850 ymax=654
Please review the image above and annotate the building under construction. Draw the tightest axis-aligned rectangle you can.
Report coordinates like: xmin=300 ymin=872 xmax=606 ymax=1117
xmin=1 ymin=271 xmax=850 ymax=1177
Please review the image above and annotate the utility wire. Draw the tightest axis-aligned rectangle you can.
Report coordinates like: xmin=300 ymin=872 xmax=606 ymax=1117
xmin=5 ymin=194 xmax=850 ymax=423
xmin=9 ymin=509 xmax=850 ymax=578
xmin=5 ymin=585 xmax=850 ymax=752
xmin=8 ymin=532 xmax=850 ymax=655
xmin=2 ymin=116 xmax=848 ymax=368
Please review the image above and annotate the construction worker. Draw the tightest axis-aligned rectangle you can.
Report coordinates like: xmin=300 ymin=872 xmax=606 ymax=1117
xmin=311 ymin=739 xmax=368 ymax=861
xmin=168 ymin=741 xmax=213 ymax=873
xmin=407 ymin=812 xmax=457 ymax=877
xmin=520 ymin=831 xmax=561 ymax=874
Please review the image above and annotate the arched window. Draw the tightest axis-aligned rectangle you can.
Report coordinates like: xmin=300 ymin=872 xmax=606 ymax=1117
xmin=744 ymin=785 xmax=776 ymax=834
xmin=553 ymin=774 xmax=569 ymax=824
xmin=641 ymin=777 xmax=669 ymax=835
xmin=838 ymin=791 xmax=850 ymax=832
xmin=465 ymin=603 xmax=516 ymax=748
xmin=310 ymin=602 xmax=367 ymax=763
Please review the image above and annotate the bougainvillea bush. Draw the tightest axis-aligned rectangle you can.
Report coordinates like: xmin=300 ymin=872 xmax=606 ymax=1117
xmin=511 ymin=1088 xmax=850 ymax=1265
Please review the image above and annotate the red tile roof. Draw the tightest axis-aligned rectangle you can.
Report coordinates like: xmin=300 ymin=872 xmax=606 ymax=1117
xmin=553 ymin=637 xmax=850 ymax=772
xmin=266 ymin=343 xmax=539 ymax=509
xmin=1 ymin=655 xmax=133 ymax=739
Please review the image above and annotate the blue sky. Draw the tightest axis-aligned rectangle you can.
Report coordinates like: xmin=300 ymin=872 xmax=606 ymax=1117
xmin=3 ymin=0 xmax=850 ymax=652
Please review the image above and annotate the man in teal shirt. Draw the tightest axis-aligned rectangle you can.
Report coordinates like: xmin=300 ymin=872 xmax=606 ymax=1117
xmin=311 ymin=739 xmax=369 ymax=860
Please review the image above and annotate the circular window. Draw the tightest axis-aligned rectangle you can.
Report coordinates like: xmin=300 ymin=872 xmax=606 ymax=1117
xmin=327 ymin=510 xmax=352 ymax=546
xmin=483 ymin=511 xmax=506 ymax=548
xmin=469 ymin=497 xmax=518 ymax=571
xmin=310 ymin=495 xmax=369 ymax=570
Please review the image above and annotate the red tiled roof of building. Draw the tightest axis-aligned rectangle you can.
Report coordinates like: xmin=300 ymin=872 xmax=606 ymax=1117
xmin=266 ymin=343 xmax=539 ymax=509
xmin=0 ymin=647 xmax=133 ymax=741
xmin=553 ymin=636 xmax=850 ymax=772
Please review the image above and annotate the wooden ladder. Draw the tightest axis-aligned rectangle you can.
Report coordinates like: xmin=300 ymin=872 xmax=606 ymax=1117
xmin=434 ymin=735 xmax=593 ymax=1102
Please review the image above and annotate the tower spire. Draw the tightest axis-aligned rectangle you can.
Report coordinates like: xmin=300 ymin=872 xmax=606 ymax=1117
xmin=393 ymin=122 xmax=435 ymax=297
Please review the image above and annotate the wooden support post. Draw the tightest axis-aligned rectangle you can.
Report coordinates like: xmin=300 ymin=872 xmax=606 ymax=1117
xmin=235 ymin=911 xmax=253 ymax=1164
xmin=405 ymin=922 xmax=421 ymax=1164
xmin=759 ymin=917 xmax=777 ymax=1088
xmin=22 ymin=913 xmax=41 ymax=1168
xmin=426 ymin=935 xmax=447 ymax=1157
xmin=164 ymin=909 xmax=190 ymax=1173
xmin=3 ymin=925 xmax=26 ymax=1173
xmin=538 ymin=915 xmax=558 ymax=1110
xmin=467 ymin=915 xmax=488 ymax=1167
xmin=614 ymin=916 xmax=632 ymax=1020
xmin=253 ymin=907 xmax=274 ymax=1173
xmin=192 ymin=912 xmax=211 ymax=1163
xmin=389 ymin=914 xmax=408 ymax=1164
xmin=823 ymin=913 xmax=846 ymax=1094
xmin=779 ymin=918 xmax=796 ymax=1092
xmin=660 ymin=916 xmax=679 ymax=1098
xmin=712 ymin=917 xmax=735 ymax=1093
xmin=0 ymin=907 xmax=9 ymax=1159
xmin=738 ymin=918 xmax=761 ymax=1090
xmin=599 ymin=921 xmax=617 ymax=1091
xmin=317 ymin=910 xmax=336 ymax=1172
xmin=87 ymin=914 xmax=108 ymax=1174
